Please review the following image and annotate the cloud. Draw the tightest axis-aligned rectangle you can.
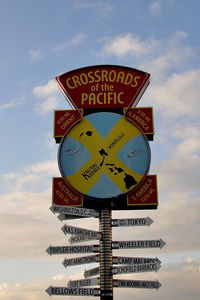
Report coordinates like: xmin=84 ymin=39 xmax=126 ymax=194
xmin=0 ymin=98 xmax=24 ymax=112
xmin=54 ymin=33 xmax=86 ymax=51
xmin=74 ymin=0 xmax=114 ymax=18
xmin=29 ymin=49 xmax=44 ymax=62
xmin=149 ymin=1 xmax=162 ymax=16
xmin=32 ymin=79 xmax=65 ymax=114
xmin=147 ymin=69 xmax=200 ymax=119
xmin=101 ymin=31 xmax=194 ymax=82
xmin=103 ymin=33 xmax=158 ymax=58
xmin=0 ymin=259 xmax=200 ymax=300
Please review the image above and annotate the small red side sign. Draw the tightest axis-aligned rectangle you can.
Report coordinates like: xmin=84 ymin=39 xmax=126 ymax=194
xmin=54 ymin=109 xmax=82 ymax=142
xmin=127 ymin=175 xmax=158 ymax=207
xmin=52 ymin=177 xmax=83 ymax=207
xmin=56 ymin=65 xmax=150 ymax=109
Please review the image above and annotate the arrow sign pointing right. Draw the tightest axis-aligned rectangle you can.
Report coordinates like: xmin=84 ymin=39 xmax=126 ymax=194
xmin=113 ymin=279 xmax=161 ymax=289
xmin=112 ymin=263 xmax=161 ymax=275
xmin=112 ymin=239 xmax=166 ymax=250
xmin=112 ymin=217 xmax=153 ymax=227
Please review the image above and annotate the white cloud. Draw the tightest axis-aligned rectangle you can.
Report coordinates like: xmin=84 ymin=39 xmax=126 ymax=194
xmin=149 ymin=1 xmax=162 ymax=16
xmin=1 ymin=260 xmax=200 ymax=300
xmin=0 ymin=98 xmax=24 ymax=112
xmin=54 ymin=33 xmax=86 ymax=51
xmin=103 ymin=33 xmax=158 ymax=58
xmin=32 ymin=79 xmax=63 ymax=114
xmin=29 ymin=49 xmax=43 ymax=62
xmin=148 ymin=69 xmax=200 ymax=119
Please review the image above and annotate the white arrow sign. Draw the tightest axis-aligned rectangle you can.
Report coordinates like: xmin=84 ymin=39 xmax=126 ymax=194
xmin=46 ymin=245 xmax=99 ymax=255
xmin=50 ymin=205 xmax=99 ymax=218
xmin=68 ymin=277 xmax=99 ymax=288
xmin=63 ymin=255 xmax=99 ymax=268
xmin=112 ymin=263 xmax=161 ymax=275
xmin=113 ymin=279 xmax=161 ymax=289
xmin=69 ymin=234 xmax=99 ymax=245
xmin=112 ymin=217 xmax=153 ymax=227
xmin=61 ymin=224 xmax=102 ymax=240
xmin=112 ymin=239 xmax=166 ymax=250
xmin=46 ymin=286 xmax=100 ymax=296
xmin=84 ymin=267 xmax=100 ymax=278
xmin=57 ymin=213 xmax=90 ymax=221
xmin=113 ymin=256 xmax=161 ymax=265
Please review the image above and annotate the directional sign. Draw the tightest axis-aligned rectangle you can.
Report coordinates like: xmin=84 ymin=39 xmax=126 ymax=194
xmin=113 ymin=279 xmax=161 ymax=290
xmin=46 ymin=245 xmax=99 ymax=255
xmin=46 ymin=286 xmax=100 ymax=297
xmin=112 ymin=256 xmax=161 ymax=265
xmin=112 ymin=217 xmax=153 ymax=227
xmin=61 ymin=224 xmax=102 ymax=239
xmin=69 ymin=235 xmax=100 ymax=245
xmin=63 ymin=255 xmax=99 ymax=268
xmin=125 ymin=107 xmax=154 ymax=141
xmin=57 ymin=213 xmax=89 ymax=221
xmin=112 ymin=239 xmax=166 ymax=250
xmin=54 ymin=109 xmax=82 ymax=143
xmin=84 ymin=267 xmax=100 ymax=278
xmin=52 ymin=177 xmax=83 ymax=207
xmin=68 ymin=277 xmax=99 ymax=288
xmin=112 ymin=263 xmax=160 ymax=275
xmin=54 ymin=107 xmax=154 ymax=143
xmin=50 ymin=204 xmax=99 ymax=217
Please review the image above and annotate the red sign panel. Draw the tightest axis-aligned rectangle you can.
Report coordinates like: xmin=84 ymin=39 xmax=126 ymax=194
xmin=54 ymin=107 xmax=154 ymax=142
xmin=125 ymin=107 xmax=154 ymax=140
xmin=52 ymin=177 xmax=83 ymax=206
xmin=127 ymin=175 xmax=158 ymax=207
xmin=56 ymin=65 xmax=150 ymax=109
xmin=54 ymin=109 xmax=82 ymax=142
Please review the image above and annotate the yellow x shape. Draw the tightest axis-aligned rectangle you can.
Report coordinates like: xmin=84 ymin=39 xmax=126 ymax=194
xmin=66 ymin=116 xmax=144 ymax=195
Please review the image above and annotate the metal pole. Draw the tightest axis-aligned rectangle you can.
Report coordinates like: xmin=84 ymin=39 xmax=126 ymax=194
xmin=99 ymin=208 xmax=113 ymax=300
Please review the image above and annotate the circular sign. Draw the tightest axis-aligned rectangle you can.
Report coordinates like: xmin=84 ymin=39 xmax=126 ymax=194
xmin=58 ymin=112 xmax=150 ymax=200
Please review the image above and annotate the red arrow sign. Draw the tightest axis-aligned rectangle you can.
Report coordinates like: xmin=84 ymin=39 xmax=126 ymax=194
xmin=56 ymin=65 xmax=150 ymax=109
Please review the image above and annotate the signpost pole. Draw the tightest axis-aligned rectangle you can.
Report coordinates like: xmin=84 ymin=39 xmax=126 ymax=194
xmin=99 ymin=208 xmax=113 ymax=300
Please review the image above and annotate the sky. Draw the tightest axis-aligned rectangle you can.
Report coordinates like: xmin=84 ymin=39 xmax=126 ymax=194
xmin=0 ymin=0 xmax=200 ymax=299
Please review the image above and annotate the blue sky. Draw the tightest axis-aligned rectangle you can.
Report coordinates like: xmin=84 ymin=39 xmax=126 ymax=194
xmin=0 ymin=0 xmax=200 ymax=299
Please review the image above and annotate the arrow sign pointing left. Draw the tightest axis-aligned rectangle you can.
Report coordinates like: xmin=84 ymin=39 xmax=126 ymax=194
xmin=46 ymin=286 xmax=100 ymax=296
xmin=46 ymin=245 xmax=99 ymax=255
xmin=50 ymin=205 xmax=99 ymax=217
xmin=61 ymin=224 xmax=102 ymax=239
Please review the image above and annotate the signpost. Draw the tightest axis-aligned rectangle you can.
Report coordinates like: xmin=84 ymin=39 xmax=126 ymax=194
xmin=46 ymin=65 xmax=164 ymax=300
xmin=50 ymin=204 xmax=99 ymax=217
xmin=113 ymin=279 xmax=161 ymax=290
xmin=63 ymin=255 xmax=99 ymax=268
xmin=112 ymin=263 xmax=161 ymax=275
xmin=112 ymin=217 xmax=153 ymax=227
xmin=84 ymin=267 xmax=100 ymax=278
xmin=112 ymin=255 xmax=161 ymax=265
xmin=112 ymin=239 xmax=166 ymax=250
xmin=69 ymin=235 xmax=100 ymax=245
xmin=61 ymin=224 xmax=102 ymax=240
xmin=46 ymin=245 xmax=99 ymax=255
xmin=46 ymin=286 xmax=100 ymax=297
xmin=68 ymin=278 xmax=100 ymax=288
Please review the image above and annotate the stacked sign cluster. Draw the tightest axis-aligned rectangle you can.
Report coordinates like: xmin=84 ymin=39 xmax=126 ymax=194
xmin=46 ymin=65 xmax=165 ymax=298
